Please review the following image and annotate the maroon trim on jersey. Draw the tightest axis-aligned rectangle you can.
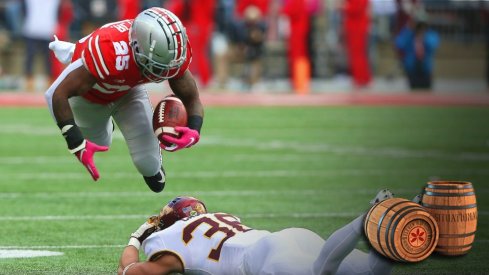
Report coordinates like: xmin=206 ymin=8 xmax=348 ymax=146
xmin=181 ymin=213 xmax=251 ymax=261
xmin=182 ymin=216 xmax=236 ymax=261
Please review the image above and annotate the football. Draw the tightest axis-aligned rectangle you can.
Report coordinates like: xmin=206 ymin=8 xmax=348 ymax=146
xmin=153 ymin=95 xmax=188 ymax=147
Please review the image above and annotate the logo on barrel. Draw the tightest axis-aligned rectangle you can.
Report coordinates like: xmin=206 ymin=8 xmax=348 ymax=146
xmin=401 ymin=219 xmax=433 ymax=255
xmin=408 ymin=226 xmax=426 ymax=247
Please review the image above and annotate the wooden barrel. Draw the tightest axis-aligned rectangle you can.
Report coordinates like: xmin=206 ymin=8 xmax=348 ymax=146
xmin=421 ymin=181 xmax=478 ymax=256
xmin=364 ymin=198 xmax=439 ymax=262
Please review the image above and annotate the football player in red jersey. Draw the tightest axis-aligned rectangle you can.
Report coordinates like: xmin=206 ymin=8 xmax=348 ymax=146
xmin=45 ymin=8 xmax=204 ymax=192
xmin=118 ymin=193 xmax=397 ymax=275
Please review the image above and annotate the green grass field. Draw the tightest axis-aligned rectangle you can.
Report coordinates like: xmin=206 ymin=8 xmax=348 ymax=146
xmin=0 ymin=106 xmax=488 ymax=274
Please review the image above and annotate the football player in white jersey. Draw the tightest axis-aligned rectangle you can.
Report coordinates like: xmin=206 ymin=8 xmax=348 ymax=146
xmin=45 ymin=8 xmax=203 ymax=192
xmin=118 ymin=193 xmax=395 ymax=275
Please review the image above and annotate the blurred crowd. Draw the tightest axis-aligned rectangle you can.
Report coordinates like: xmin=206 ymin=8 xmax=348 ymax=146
xmin=0 ymin=0 xmax=487 ymax=93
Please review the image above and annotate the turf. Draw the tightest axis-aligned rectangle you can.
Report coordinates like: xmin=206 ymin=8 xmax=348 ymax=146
xmin=0 ymin=106 xmax=487 ymax=274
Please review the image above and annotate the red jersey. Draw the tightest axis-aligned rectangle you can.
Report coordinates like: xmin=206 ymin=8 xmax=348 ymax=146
xmin=72 ymin=20 xmax=192 ymax=105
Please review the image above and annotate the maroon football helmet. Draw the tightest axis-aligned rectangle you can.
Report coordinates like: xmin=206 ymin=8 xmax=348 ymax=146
xmin=158 ymin=196 xmax=207 ymax=229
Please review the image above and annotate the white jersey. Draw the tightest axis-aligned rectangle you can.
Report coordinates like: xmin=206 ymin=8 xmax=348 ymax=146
xmin=143 ymin=212 xmax=270 ymax=274
xmin=142 ymin=213 xmax=325 ymax=275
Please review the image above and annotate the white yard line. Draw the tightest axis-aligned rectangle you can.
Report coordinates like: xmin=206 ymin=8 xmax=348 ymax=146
xmin=1 ymin=132 xmax=489 ymax=161
xmin=1 ymin=168 xmax=489 ymax=181
xmin=0 ymin=187 xmax=486 ymax=199
xmin=0 ymin=249 xmax=64 ymax=258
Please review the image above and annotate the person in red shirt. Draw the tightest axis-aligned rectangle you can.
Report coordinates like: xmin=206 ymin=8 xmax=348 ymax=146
xmin=282 ymin=0 xmax=311 ymax=93
xmin=165 ymin=0 xmax=216 ymax=88
xmin=236 ymin=0 xmax=269 ymax=18
xmin=45 ymin=7 xmax=204 ymax=193
xmin=50 ymin=0 xmax=74 ymax=80
xmin=342 ymin=0 xmax=372 ymax=88
xmin=118 ymin=0 xmax=141 ymax=20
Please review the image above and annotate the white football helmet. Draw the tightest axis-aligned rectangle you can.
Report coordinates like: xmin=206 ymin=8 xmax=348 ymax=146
xmin=129 ymin=7 xmax=188 ymax=82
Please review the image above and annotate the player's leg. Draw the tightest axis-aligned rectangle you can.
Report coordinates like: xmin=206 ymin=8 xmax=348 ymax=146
xmin=313 ymin=190 xmax=394 ymax=275
xmin=334 ymin=248 xmax=393 ymax=275
xmin=313 ymin=213 xmax=366 ymax=275
xmin=69 ymin=96 xmax=113 ymax=146
xmin=366 ymin=249 xmax=393 ymax=275
xmin=112 ymin=87 xmax=165 ymax=192
xmin=243 ymin=228 xmax=324 ymax=275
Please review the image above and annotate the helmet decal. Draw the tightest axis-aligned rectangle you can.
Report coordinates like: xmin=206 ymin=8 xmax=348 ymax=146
xmin=158 ymin=196 xmax=207 ymax=229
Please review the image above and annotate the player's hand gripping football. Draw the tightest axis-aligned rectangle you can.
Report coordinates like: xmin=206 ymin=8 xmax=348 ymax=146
xmin=128 ymin=215 xmax=160 ymax=250
xmin=72 ymin=140 xmax=109 ymax=181
xmin=161 ymin=126 xmax=200 ymax=152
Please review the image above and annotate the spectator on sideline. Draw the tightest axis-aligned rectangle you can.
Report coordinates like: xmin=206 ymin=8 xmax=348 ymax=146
xmin=23 ymin=0 xmax=60 ymax=91
xmin=232 ymin=5 xmax=267 ymax=90
xmin=50 ymin=0 xmax=74 ymax=80
xmin=211 ymin=0 xmax=236 ymax=89
xmin=117 ymin=0 xmax=141 ymax=20
xmin=236 ymin=0 xmax=269 ymax=18
xmin=394 ymin=0 xmax=420 ymax=35
xmin=395 ymin=12 xmax=439 ymax=90
xmin=166 ymin=0 xmax=216 ymax=89
xmin=282 ymin=0 xmax=311 ymax=93
xmin=369 ymin=0 xmax=396 ymax=75
xmin=342 ymin=0 xmax=371 ymax=88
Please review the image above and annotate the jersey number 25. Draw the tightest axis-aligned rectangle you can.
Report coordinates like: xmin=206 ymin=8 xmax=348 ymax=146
xmin=113 ymin=41 xmax=130 ymax=71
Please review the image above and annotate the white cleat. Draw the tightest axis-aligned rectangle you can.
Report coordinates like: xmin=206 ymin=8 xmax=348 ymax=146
xmin=412 ymin=194 xmax=423 ymax=204
xmin=370 ymin=189 xmax=394 ymax=205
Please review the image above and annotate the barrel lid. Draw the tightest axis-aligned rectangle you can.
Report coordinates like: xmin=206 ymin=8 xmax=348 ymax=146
xmin=427 ymin=181 xmax=473 ymax=189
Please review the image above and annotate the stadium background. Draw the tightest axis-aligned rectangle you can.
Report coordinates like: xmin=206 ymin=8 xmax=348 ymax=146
xmin=0 ymin=0 xmax=488 ymax=274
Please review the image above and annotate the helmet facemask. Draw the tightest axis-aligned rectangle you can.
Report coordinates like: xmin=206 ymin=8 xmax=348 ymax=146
xmin=129 ymin=8 xmax=188 ymax=82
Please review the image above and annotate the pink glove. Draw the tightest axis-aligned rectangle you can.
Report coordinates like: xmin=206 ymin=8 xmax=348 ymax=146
xmin=72 ymin=140 xmax=109 ymax=181
xmin=161 ymin=126 xmax=200 ymax=152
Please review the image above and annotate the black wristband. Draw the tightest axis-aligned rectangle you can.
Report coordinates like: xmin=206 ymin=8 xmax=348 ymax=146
xmin=187 ymin=115 xmax=203 ymax=133
xmin=57 ymin=118 xmax=84 ymax=151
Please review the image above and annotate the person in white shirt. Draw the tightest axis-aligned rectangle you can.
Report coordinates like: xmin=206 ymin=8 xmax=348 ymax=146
xmin=22 ymin=0 xmax=60 ymax=90
xmin=118 ymin=193 xmax=395 ymax=275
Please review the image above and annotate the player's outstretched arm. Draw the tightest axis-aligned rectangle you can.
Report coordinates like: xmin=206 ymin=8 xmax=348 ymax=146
xmin=118 ymin=248 xmax=183 ymax=275
xmin=117 ymin=250 xmax=183 ymax=275
xmin=50 ymin=63 xmax=96 ymax=123
xmin=45 ymin=62 xmax=108 ymax=181
xmin=118 ymin=216 xmax=183 ymax=275
xmin=164 ymin=70 xmax=204 ymax=152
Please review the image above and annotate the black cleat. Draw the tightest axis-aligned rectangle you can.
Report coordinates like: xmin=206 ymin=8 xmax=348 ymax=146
xmin=143 ymin=168 xmax=166 ymax=193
